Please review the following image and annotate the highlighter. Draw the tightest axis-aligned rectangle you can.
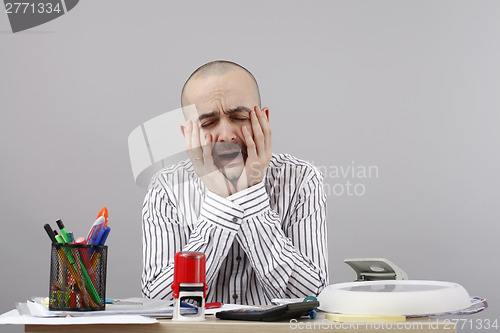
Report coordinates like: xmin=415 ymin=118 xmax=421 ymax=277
xmin=56 ymin=219 xmax=70 ymax=243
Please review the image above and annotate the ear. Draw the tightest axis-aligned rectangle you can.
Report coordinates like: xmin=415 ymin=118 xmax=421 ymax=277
xmin=262 ymin=107 xmax=270 ymax=121
xmin=180 ymin=123 xmax=186 ymax=137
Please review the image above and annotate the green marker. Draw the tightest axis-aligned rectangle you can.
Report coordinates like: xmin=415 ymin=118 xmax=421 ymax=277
xmin=55 ymin=234 xmax=74 ymax=262
xmin=56 ymin=219 xmax=70 ymax=243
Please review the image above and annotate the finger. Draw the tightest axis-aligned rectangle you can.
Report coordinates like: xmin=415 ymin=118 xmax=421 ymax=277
xmin=258 ymin=107 xmax=272 ymax=151
xmin=188 ymin=122 xmax=205 ymax=167
xmin=202 ymin=134 xmax=214 ymax=166
xmin=250 ymin=107 xmax=265 ymax=155
xmin=191 ymin=122 xmax=201 ymax=150
xmin=199 ymin=128 xmax=206 ymax=146
xmin=242 ymin=125 xmax=257 ymax=160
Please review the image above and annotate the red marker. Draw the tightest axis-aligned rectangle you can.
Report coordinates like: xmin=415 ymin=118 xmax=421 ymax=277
xmin=76 ymin=237 xmax=98 ymax=288
xmin=206 ymin=302 xmax=222 ymax=309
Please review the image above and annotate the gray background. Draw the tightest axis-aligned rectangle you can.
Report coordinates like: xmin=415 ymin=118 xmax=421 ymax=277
xmin=1 ymin=0 xmax=499 ymax=331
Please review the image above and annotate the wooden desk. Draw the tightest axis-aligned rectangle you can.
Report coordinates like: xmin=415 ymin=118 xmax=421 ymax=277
xmin=25 ymin=312 xmax=456 ymax=333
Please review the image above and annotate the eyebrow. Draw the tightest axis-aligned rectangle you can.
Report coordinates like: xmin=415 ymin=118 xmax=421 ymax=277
xmin=198 ymin=106 xmax=252 ymax=122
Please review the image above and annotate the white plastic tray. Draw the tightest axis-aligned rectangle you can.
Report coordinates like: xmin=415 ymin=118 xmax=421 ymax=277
xmin=317 ymin=280 xmax=471 ymax=316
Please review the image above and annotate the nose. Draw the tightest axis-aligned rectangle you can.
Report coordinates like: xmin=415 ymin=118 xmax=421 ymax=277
xmin=215 ymin=118 xmax=237 ymax=142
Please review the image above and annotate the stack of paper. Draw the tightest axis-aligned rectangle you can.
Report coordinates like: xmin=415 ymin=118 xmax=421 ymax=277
xmin=17 ymin=297 xmax=196 ymax=318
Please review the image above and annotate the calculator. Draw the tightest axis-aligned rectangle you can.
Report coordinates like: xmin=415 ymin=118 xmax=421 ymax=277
xmin=215 ymin=301 xmax=319 ymax=322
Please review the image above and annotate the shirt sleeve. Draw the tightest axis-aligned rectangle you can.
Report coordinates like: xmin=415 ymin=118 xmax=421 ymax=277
xmin=232 ymin=169 xmax=329 ymax=300
xmin=141 ymin=176 xmax=246 ymax=300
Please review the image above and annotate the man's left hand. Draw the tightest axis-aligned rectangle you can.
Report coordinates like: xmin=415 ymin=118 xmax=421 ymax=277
xmin=236 ymin=106 xmax=272 ymax=192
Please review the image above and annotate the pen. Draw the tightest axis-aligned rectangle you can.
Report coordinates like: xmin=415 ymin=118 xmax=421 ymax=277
xmin=90 ymin=227 xmax=110 ymax=270
xmin=93 ymin=228 xmax=107 ymax=248
xmin=87 ymin=216 xmax=105 ymax=245
xmin=92 ymin=226 xmax=110 ymax=255
xmin=43 ymin=224 xmax=57 ymax=244
xmin=99 ymin=227 xmax=110 ymax=245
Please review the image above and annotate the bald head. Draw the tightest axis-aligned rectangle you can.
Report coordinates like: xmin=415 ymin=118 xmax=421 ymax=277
xmin=181 ymin=60 xmax=261 ymax=108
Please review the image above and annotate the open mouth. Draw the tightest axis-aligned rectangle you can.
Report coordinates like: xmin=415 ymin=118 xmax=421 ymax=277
xmin=216 ymin=151 xmax=242 ymax=165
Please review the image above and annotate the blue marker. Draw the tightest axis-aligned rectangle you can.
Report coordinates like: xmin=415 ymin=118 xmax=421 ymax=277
xmin=91 ymin=227 xmax=110 ymax=256
xmin=98 ymin=227 xmax=110 ymax=246
xmin=93 ymin=227 xmax=107 ymax=247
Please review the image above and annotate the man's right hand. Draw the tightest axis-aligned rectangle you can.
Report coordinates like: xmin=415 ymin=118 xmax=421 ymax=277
xmin=184 ymin=120 xmax=235 ymax=198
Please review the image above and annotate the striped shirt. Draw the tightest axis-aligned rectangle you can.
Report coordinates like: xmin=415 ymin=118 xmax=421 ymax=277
xmin=141 ymin=153 xmax=329 ymax=305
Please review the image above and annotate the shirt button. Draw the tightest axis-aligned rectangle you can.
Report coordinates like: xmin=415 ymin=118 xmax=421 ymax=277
xmin=236 ymin=256 xmax=242 ymax=262
xmin=232 ymin=217 xmax=238 ymax=222
xmin=232 ymin=294 xmax=238 ymax=300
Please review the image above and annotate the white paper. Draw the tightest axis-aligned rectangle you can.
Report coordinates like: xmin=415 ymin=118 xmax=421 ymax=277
xmin=1 ymin=298 xmax=267 ymax=324
xmin=205 ymin=304 xmax=262 ymax=315
xmin=0 ymin=310 xmax=158 ymax=325
xmin=8 ymin=297 xmax=194 ymax=319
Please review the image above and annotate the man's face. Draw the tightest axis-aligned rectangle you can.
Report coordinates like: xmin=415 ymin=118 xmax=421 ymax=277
xmin=182 ymin=70 xmax=260 ymax=182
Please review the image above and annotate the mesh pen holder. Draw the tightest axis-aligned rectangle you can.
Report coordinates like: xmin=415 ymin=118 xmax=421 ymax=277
xmin=49 ymin=243 xmax=107 ymax=311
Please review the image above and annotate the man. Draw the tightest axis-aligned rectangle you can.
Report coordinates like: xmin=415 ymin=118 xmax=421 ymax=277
xmin=142 ymin=60 xmax=328 ymax=305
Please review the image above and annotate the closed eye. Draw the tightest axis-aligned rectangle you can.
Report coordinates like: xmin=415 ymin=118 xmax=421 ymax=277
xmin=201 ymin=120 xmax=216 ymax=128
